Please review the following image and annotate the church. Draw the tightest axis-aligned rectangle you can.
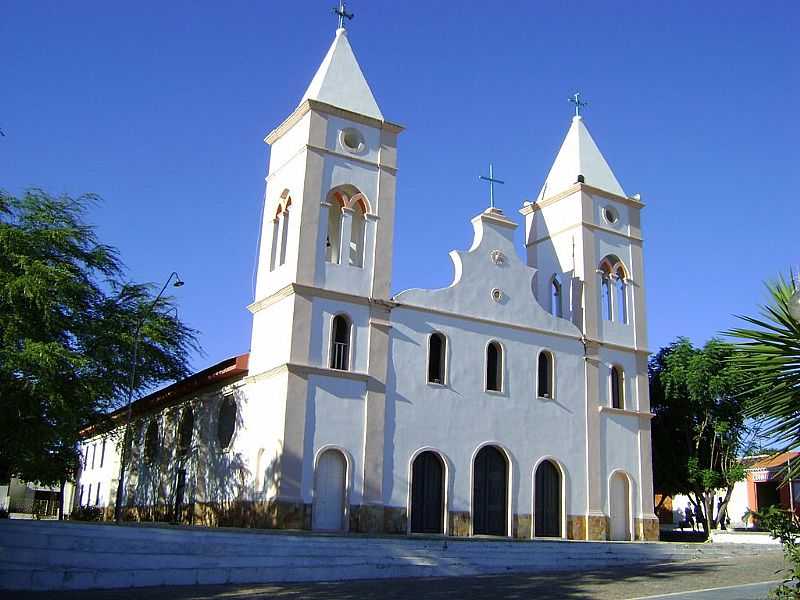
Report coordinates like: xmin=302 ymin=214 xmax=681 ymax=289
xmin=75 ymin=21 xmax=659 ymax=542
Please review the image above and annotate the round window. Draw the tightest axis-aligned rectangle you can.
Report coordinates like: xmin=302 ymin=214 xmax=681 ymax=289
xmin=603 ymin=206 xmax=618 ymax=224
xmin=340 ymin=128 xmax=365 ymax=153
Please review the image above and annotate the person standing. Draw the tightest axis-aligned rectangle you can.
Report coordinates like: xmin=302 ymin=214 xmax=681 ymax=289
xmin=716 ymin=497 xmax=728 ymax=530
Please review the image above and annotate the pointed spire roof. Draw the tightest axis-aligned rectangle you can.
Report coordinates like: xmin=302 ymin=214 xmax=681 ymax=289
xmin=537 ymin=116 xmax=625 ymax=201
xmin=299 ymin=28 xmax=383 ymax=121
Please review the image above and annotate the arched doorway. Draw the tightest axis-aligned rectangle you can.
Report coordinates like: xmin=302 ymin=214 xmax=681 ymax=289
xmin=410 ymin=451 xmax=445 ymax=534
xmin=534 ymin=459 xmax=562 ymax=537
xmin=472 ymin=446 xmax=507 ymax=536
xmin=609 ymin=472 xmax=631 ymax=540
xmin=313 ymin=449 xmax=347 ymax=531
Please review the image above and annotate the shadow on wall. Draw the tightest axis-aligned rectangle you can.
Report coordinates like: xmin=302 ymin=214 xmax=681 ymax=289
xmin=121 ymin=389 xmax=294 ymax=529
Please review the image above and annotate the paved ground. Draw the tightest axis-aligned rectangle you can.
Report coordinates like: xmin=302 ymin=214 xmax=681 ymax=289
xmin=6 ymin=548 xmax=786 ymax=600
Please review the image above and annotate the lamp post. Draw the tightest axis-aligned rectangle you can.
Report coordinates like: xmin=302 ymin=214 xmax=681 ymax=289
xmin=114 ymin=271 xmax=184 ymax=524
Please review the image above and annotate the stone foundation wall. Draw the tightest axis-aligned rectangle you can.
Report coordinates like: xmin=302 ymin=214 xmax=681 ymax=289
xmin=567 ymin=514 xmax=586 ymax=540
xmin=348 ymin=504 xmax=385 ymax=533
xmin=635 ymin=517 xmax=660 ymax=541
xmin=448 ymin=511 xmax=471 ymax=536
xmin=587 ymin=514 xmax=609 ymax=540
xmin=513 ymin=514 xmax=532 ymax=539
xmin=383 ymin=506 xmax=407 ymax=534
xmin=106 ymin=500 xmax=653 ymax=543
xmin=115 ymin=499 xmax=310 ymax=530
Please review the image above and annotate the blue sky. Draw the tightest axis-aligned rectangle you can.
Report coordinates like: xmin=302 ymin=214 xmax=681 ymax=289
xmin=2 ymin=1 xmax=798 ymax=371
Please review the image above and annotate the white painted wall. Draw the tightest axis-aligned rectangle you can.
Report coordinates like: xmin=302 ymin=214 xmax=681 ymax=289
xmin=387 ymin=306 xmax=587 ymax=520
xmin=302 ymin=374 xmax=367 ymax=505
xmin=389 ymin=211 xmax=589 ymax=529
xmin=249 ymin=294 xmax=295 ymax=376
xmin=76 ymin=433 xmax=121 ymax=509
xmin=237 ymin=376 xmax=288 ymax=500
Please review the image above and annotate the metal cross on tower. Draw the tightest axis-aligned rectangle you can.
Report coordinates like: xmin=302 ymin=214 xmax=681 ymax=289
xmin=569 ymin=91 xmax=588 ymax=117
xmin=478 ymin=163 xmax=505 ymax=209
xmin=333 ymin=0 xmax=354 ymax=29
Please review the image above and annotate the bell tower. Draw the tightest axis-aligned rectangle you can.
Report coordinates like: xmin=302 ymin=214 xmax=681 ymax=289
xmin=521 ymin=112 xmax=646 ymax=351
xmin=249 ymin=25 xmax=403 ymax=376
xmin=521 ymin=108 xmax=657 ymax=540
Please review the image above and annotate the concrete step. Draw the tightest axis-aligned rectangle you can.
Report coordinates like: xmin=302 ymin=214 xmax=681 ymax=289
xmin=1 ymin=543 xmax=683 ymax=572
xmin=0 ymin=521 xmax=771 ymax=592
xmin=1 ymin=554 xmax=685 ymax=592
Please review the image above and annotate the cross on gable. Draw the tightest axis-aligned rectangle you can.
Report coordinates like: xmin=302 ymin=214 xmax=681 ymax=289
xmin=478 ymin=163 xmax=505 ymax=209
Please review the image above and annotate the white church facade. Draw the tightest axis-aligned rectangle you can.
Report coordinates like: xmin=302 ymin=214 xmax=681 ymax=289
xmin=76 ymin=24 xmax=658 ymax=541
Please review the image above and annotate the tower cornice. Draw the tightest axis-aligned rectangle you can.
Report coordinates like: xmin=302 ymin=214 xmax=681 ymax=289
xmin=519 ymin=183 xmax=645 ymax=215
xmin=265 ymin=99 xmax=403 ymax=146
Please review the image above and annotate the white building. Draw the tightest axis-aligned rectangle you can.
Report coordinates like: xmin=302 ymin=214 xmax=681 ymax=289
xmin=77 ymin=24 xmax=658 ymax=541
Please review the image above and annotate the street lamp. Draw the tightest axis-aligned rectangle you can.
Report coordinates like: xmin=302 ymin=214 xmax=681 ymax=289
xmin=114 ymin=271 xmax=184 ymax=524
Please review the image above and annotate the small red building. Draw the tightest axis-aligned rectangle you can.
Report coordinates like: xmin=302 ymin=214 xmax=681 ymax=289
xmin=746 ymin=452 xmax=800 ymax=518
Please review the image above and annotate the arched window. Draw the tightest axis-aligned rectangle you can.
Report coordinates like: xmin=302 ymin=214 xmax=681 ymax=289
xmin=610 ymin=366 xmax=623 ymax=409
xmin=538 ymin=351 xmax=553 ymax=398
xmin=599 ymin=264 xmax=613 ymax=321
xmin=615 ymin=267 xmax=627 ymax=324
xmin=278 ymin=198 xmax=291 ymax=267
xmin=427 ymin=332 xmax=446 ymax=384
xmin=325 ymin=186 xmax=370 ymax=267
xmin=550 ymin=275 xmax=563 ymax=318
xmin=177 ymin=407 xmax=193 ymax=457
xmin=217 ymin=396 xmax=237 ymax=449
xmin=486 ymin=341 xmax=503 ymax=392
xmin=326 ymin=197 xmax=344 ymax=264
xmin=349 ymin=198 xmax=366 ymax=268
xmin=269 ymin=207 xmax=281 ymax=272
xmin=144 ymin=420 xmax=159 ymax=464
xmin=599 ymin=256 xmax=630 ymax=323
xmin=330 ymin=314 xmax=351 ymax=371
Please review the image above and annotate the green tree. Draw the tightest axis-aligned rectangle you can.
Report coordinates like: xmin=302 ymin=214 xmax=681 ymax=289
xmin=0 ymin=189 xmax=200 ymax=514
xmin=728 ymin=274 xmax=800 ymax=477
xmin=650 ymin=338 xmax=757 ymax=534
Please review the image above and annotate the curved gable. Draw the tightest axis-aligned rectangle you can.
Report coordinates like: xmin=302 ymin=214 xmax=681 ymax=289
xmin=394 ymin=208 xmax=581 ymax=337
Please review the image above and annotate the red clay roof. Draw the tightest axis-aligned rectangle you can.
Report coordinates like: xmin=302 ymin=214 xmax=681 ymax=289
xmin=747 ymin=451 xmax=800 ymax=470
xmin=80 ymin=353 xmax=249 ymax=437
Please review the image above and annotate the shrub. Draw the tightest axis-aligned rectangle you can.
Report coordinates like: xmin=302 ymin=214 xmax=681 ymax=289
xmin=747 ymin=506 xmax=800 ymax=598
xmin=70 ymin=506 xmax=104 ymax=522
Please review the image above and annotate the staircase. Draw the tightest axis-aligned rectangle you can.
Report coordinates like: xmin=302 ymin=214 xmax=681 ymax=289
xmin=0 ymin=520 xmax=753 ymax=591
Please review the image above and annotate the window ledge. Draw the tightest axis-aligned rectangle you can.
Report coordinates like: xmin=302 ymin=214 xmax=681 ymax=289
xmin=485 ymin=389 xmax=504 ymax=396
xmin=426 ymin=381 xmax=446 ymax=388
xmin=537 ymin=395 xmax=555 ymax=401
xmin=598 ymin=406 xmax=654 ymax=418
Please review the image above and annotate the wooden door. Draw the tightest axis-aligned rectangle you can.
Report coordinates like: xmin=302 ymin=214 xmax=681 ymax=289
xmin=313 ymin=450 xmax=346 ymax=531
xmin=534 ymin=460 xmax=561 ymax=537
xmin=473 ymin=446 xmax=507 ymax=536
xmin=411 ymin=451 xmax=444 ymax=533
xmin=609 ymin=472 xmax=630 ymax=540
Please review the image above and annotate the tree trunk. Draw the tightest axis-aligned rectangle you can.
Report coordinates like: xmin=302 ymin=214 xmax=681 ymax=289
xmin=713 ymin=485 xmax=735 ymax=530
xmin=702 ymin=492 xmax=713 ymax=536
xmin=690 ymin=492 xmax=707 ymax=534
xmin=58 ymin=479 xmax=66 ymax=521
